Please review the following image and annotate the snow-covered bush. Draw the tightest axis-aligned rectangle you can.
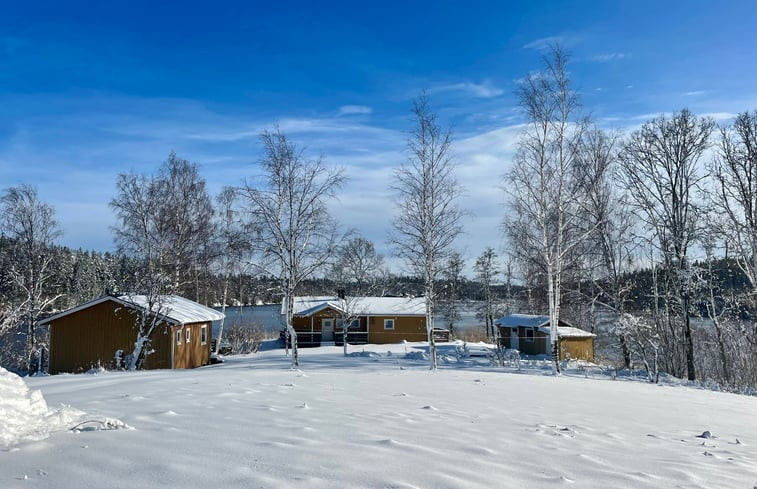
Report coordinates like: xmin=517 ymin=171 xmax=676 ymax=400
xmin=225 ymin=325 xmax=264 ymax=355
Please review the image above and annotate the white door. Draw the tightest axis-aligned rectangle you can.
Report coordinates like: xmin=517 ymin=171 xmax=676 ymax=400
xmin=510 ymin=328 xmax=519 ymax=350
xmin=321 ymin=319 xmax=334 ymax=342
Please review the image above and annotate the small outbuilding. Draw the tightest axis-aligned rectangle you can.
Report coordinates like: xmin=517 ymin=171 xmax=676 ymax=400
xmin=287 ymin=296 xmax=432 ymax=346
xmin=494 ymin=313 xmax=596 ymax=362
xmin=39 ymin=294 xmax=224 ymax=374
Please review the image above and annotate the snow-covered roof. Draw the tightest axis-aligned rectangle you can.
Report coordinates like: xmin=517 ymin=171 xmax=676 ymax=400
xmin=119 ymin=295 xmax=225 ymax=324
xmin=494 ymin=314 xmax=550 ymax=328
xmin=38 ymin=295 xmax=224 ymax=326
xmin=540 ymin=326 xmax=596 ymax=338
xmin=494 ymin=314 xmax=595 ymax=338
xmin=286 ymin=296 xmax=427 ymax=316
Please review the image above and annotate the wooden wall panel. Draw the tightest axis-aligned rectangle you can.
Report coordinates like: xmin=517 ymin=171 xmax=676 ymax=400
xmin=172 ymin=322 xmax=211 ymax=369
xmin=367 ymin=316 xmax=426 ymax=343
xmin=49 ymin=300 xmax=144 ymax=373
xmin=560 ymin=337 xmax=594 ymax=362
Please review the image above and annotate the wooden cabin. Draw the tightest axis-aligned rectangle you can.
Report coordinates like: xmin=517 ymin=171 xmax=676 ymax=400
xmin=286 ymin=296 xmax=432 ymax=346
xmin=494 ymin=313 xmax=595 ymax=362
xmin=39 ymin=295 xmax=224 ymax=374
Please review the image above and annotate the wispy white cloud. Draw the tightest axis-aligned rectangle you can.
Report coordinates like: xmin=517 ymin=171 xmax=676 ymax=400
xmin=590 ymin=52 xmax=627 ymax=62
xmin=522 ymin=36 xmax=565 ymax=51
xmin=702 ymin=112 xmax=737 ymax=121
xmin=430 ymin=81 xmax=504 ymax=99
xmin=683 ymin=90 xmax=707 ymax=97
xmin=338 ymin=105 xmax=373 ymax=116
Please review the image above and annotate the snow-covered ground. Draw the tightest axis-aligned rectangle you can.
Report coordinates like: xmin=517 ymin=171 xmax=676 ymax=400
xmin=2 ymin=342 xmax=756 ymax=488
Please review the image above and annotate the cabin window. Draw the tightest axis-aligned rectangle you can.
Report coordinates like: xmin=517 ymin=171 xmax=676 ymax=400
xmin=525 ymin=328 xmax=534 ymax=343
xmin=337 ymin=319 xmax=360 ymax=330
xmin=176 ymin=330 xmax=182 ymax=345
xmin=384 ymin=319 xmax=395 ymax=330
xmin=186 ymin=328 xmax=191 ymax=343
xmin=201 ymin=325 xmax=207 ymax=345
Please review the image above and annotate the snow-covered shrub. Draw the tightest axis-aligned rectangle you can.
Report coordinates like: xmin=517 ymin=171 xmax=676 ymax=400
xmin=617 ymin=314 xmax=660 ymax=383
xmin=404 ymin=351 xmax=429 ymax=361
xmin=503 ymin=349 xmax=521 ymax=369
xmin=225 ymin=325 xmax=264 ymax=355
xmin=455 ymin=342 xmax=470 ymax=360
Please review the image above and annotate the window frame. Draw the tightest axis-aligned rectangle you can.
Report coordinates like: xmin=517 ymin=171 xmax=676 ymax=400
xmin=186 ymin=328 xmax=191 ymax=343
xmin=525 ymin=327 xmax=535 ymax=343
xmin=176 ymin=329 xmax=182 ymax=345
xmin=201 ymin=325 xmax=207 ymax=345
xmin=383 ymin=318 xmax=395 ymax=330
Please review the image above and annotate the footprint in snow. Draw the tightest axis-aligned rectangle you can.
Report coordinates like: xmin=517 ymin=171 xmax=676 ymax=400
xmin=539 ymin=424 xmax=576 ymax=437
xmin=298 ymin=402 xmax=309 ymax=409
xmin=421 ymin=405 xmax=438 ymax=411
xmin=393 ymin=392 xmax=409 ymax=397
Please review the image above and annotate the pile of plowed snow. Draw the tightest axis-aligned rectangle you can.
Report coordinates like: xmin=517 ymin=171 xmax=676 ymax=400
xmin=0 ymin=367 xmax=85 ymax=450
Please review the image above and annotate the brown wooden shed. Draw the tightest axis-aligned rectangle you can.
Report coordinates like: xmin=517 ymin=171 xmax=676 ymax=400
xmin=288 ymin=296 xmax=430 ymax=346
xmin=39 ymin=295 xmax=224 ymax=374
xmin=494 ymin=313 xmax=596 ymax=362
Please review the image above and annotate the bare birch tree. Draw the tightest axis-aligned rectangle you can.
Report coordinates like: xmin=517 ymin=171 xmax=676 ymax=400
xmin=0 ymin=185 xmax=62 ymax=373
xmin=503 ymin=45 xmax=588 ymax=375
xmin=111 ymin=172 xmax=171 ymax=370
xmin=154 ymin=153 xmax=215 ymax=294
xmin=618 ymin=109 xmax=713 ymax=381
xmin=110 ymin=153 xmax=214 ymax=369
xmin=437 ymin=252 xmax=464 ymax=337
xmin=390 ymin=93 xmax=464 ymax=370
xmin=573 ymin=127 xmax=637 ymax=367
xmin=330 ymin=236 xmax=386 ymax=294
xmin=330 ymin=236 xmax=386 ymax=355
xmin=474 ymin=247 xmax=499 ymax=340
xmin=707 ymin=111 xmax=757 ymax=384
xmin=213 ymin=187 xmax=253 ymax=356
xmin=710 ymin=111 xmax=757 ymax=298
xmin=241 ymin=128 xmax=344 ymax=367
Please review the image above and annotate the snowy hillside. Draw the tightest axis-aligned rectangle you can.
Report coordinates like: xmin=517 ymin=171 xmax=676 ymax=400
xmin=2 ymin=343 xmax=756 ymax=488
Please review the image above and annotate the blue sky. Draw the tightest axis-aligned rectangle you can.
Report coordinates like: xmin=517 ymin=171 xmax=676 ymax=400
xmin=0 ymin=1 xmax=754 ymax=272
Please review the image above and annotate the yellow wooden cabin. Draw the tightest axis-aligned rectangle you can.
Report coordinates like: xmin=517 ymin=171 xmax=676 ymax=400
xmin=287 ymin=296 xmax=430 ymax=346
xmin=494 ymin=313 xmax=596 ymax=362
xmin=39 ymin=295 xmax=224 ymax=374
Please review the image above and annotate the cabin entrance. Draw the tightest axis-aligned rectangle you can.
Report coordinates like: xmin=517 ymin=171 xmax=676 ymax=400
xmin=321 ymin=318 xmax=335 ymax=342
xmin=510 ymin=328 xmax=519 ymax=351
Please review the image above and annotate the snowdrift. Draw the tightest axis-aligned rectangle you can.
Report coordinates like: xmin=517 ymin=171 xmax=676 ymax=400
xmin=0 ymin=367 xmax=85 ymax=450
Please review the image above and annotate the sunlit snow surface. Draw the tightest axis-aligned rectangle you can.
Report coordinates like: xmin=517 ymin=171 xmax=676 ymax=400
xmin=2 ymin=342 xmax=756 ymax=488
